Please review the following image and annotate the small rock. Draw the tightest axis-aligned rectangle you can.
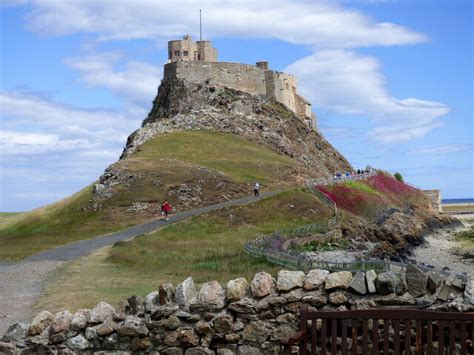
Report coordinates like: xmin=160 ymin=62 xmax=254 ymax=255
xmin=0 ymin=341 xmax=15 ymax=355
xmin=227 ymin=277 xmax=249 ymax=301
xmin=251 ymin=271 xmax=275 ymax=297
xmin=103 ymin=333 xmax=119 ymax=349
xmin=276 ymin=270 xmax=305 ymax=291
xmin=405 ymin=264 xmax=427 ymax=297
xmin=426 ymin=271 xmax=444 ymax=293
xmin=175 ymin=277 xmax=197 ymax=307
xmin=198 ymin=280 xmax=225 ymax=308
xmin=144 ymin=290 xmax=160 ymax=312
xmin=163 ymin=347 xmax=184 ymax=355
xmin=302 ymin=292 xmax=328 ymax=306
xmin=160 ymin=283 xmax=176 ymax=305
xmin=349 ymin=271 xmax=367 ymax=295
xmin=237 ymin=345 xmax=260 ymax=355
xmin=213 ymin=314 xmax=233 ymax=334
xmin=178 ymin=329 xmax=199 ymax=348
xmin=185 ymin=347 xmax=214 ymax=355
xmin=329 ymin=291 xmax=349 ymax=305
xmin=375 ymin=271 xmax=402 ymax=295
xmin=2 ymin=321 xmax=28 ymax=342
xmin=50 ymin=310 xmax=73 ymax=334
xmin=195 ymin=320 xmax=212 ymax=335
xmin=217 ymin=349 xmax=234 ymax=355
xmin=151 ymin=304 xmax=180 ymax=320
xmin=29 ymin=310 xmax=54 ymax=336
xmin=89 ymin=302 xmax=115 ymax=323
xmin=325 ymin=271 xmax=352 ymax=290
xmin=66 ymin=334 xmax=89 ymax=351
xmin=165 ymin=315 xmax=182 ymax=330
xmin=437 ymin=284 xmax=462 ymax=301
xmin=304 ymin=269 xmax=329 ymax=290
xmin=71 ymin=309 xmax=90 ymax=331
xmin=445 ymin=273 xmax=466 ymax=290
xmin=127 ymin=295 xmax=145 ymax=315
xmin=365 ymin=270 xmax=377 ymax=294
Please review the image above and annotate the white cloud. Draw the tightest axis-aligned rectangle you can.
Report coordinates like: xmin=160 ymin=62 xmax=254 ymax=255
xmin=65 ymin=52 xmax=162 ymax=107
xmin=23 ymin=0 xmax=426 ymax=49
xmin=286 ymin=50 xmax=449 ymax=143
xmin=409 ymin=144 xmax=472 ymax=155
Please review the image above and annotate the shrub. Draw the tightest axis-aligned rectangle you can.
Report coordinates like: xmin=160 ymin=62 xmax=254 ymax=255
xmin=394 ymin=172 xmax=404 ymax=182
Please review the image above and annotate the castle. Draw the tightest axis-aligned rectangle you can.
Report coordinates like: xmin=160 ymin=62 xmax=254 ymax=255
xmin=166 ymin=35 xmax=316 ymax=128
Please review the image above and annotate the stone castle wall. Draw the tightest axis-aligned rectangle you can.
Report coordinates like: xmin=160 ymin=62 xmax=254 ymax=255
xmin=164 ymin=61 xmax=313 ymax=123
xmin=2 ymin=268 xmax=472 ymax=354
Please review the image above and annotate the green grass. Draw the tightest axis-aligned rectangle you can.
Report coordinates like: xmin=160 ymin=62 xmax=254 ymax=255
xmin=0 ymin=212 xmax=23 ymax=226
xmin=344 ymin=181 xmax=379 ymax=195
xmin=133 ymin=130 xmax=298 ymax=184
xmin=35 ymin=189 xmax=332 ymax=313
xmin=0 ymin=130 xmax=303 ymax=260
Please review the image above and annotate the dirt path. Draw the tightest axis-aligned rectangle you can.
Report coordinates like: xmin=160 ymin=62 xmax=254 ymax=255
xmin=410 ymin=214 xmax=474 ymax=276
xmin=0 ymin=191 xmax=279 ymax=336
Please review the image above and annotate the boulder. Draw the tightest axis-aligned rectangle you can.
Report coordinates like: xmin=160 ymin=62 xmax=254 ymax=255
xmin=127 ymin=295 xmax=145 ymax=315
xmin=89 ymin=302 xmax=115 ymax=323
xmin=160 ymin=283 xmax=176 ymax=305
xmin=163 ymin=347 xmax=184 ymax=355
xmin=304 ymin=269 xmax=329 ymax=290
xmin=237 ymin=345 xmax=261 ymax=355
xmin=71 ymin=309 xmax=90 ymax=330
xmin=29 ymin=310 xmax=54 ymax=335
xmin=66 ymin=334 xmax=89 ymax=351
xmin=49 ymin=310 xmax=73 ymax=334
xmin=228 ymin=298 xmax=257 ymax=315
xmin=145 ymin=290 xmax=160 ymax=311
xmin=405 ymin=264 xmax=427 ymax=297
xmin=175 ymin=277 xmax=197 ymax=306
xmin=251 ymin=271 xmax=275 ymax=297
xmin=301 ymin=291 xmax=327 ymax=306
xmin=464 ymin=274 xmax=474 ymax=305
xmin=117 ymin=319 xmax=149 ymax=337
xmin=376 ymin=292 xmax=416 ymax=306
xmin=217 ymin=349 xmax=235 ymax=355
xmin=282 ymin=288 xmax=304 ymax=302
xmin=195 ymin=320 xmax=212 ymax=335
xmin=375 ymin=271 xmax=402 ymax=295
xmin=365 ymin=270 xmax=377 ymax=294
xmin=103 ymin=333 xmax=119 ymax=349
xmin=348 ymin=271 xmax=367 ymax=295
xmin=227 ymin=277 xmax=249 ymax=301
xmin=178 ymin=329 xmax=199 ymax=348
xmin=445 ymin=273 xmax=466 ymax=290
xmin=164 ymin=315 xmax=182 ymax=331
xmin=94 ymin=322 xmax=114 ymax=336
xmin=198 ymin=280 xmax=225 ymax=308
xmin=437 ymin=284 xmax=462 ymax=302
xmin=151 ymin=304 xmax=180 ymax=320
xmin=325 ymin=271 xmax=352 ymax=290
xmin=276 ymin=270 xmax=305 ymax=291
xmin=2 ymin=321 xmax=28 ymax=342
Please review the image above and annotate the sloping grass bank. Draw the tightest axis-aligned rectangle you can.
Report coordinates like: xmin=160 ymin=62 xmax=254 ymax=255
xmin=0 ymin=131 xmax=302 ymax=260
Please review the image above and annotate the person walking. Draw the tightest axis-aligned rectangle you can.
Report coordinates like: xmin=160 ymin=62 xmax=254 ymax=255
xmin=161 ymin=200 xmax=172 ymax=221
xmin=253 ymin=182 xmax=260 ymax=197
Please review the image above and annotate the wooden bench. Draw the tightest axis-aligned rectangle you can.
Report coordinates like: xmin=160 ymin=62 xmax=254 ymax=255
xmin=281 ymin=305 xmax=474 ymax=354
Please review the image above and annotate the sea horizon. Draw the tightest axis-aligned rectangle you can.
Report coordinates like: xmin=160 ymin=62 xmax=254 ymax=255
xmin=442 ymin=198 xmax=474 ymax=204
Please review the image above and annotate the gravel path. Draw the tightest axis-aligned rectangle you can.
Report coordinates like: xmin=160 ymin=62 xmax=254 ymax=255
xmin=0 ymin=191 xmax=279 ymax=336
xmin=410 ymin=214 xmax=474 ymax=276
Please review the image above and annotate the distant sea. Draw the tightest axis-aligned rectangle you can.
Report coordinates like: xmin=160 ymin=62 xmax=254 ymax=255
xmin=442 ymin=198 xmax=474 ymax=204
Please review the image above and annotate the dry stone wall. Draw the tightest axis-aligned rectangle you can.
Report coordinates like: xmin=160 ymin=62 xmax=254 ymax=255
xmin=2 ymin=268 xmax=472 ymax=354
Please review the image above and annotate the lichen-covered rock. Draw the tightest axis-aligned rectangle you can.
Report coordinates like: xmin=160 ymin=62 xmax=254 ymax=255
xmin=176 ymin=277 xmax=197 ymax=307
xmin=304 ymin=269 xmax=329 ymax=290
xmin=160 ymin=283 xmax=176 ymax=305
xmin=29 ymin=310 xmax=54 ymax=336
xmin=276 ymin=270 xmax=305 ymax=291
xmin=2 ymin=321 xmax=28 ymax=342
xmin=325 ymin=271 xmax=352 ymax=290
xmin=66 ymin=334 xmax=89 ymax=351
xmin=227 ymin=277 xmax=249 ymax=301
xmin=50 ymin=310 xmax=73 ymax=334
xmin=198 ymin=280 xmax=225 ymax=308
xmin=89 ymin=302 xmax=115 ymax=323
xmin=464 ymin=275 xmax=474 ymax=305
xmin=366 ymin=270 xmax=377 ymax=294
xmin=329 ymin=291 xmax=349 ymax=305
xmin=250 ymin=271 xmax=275 ymax=297
xmin=376 ymin=272 xmax=403 ymax=295
xmin=405 ymin=264 xmax=427 ymax=297
xmin=349 ymin=271 xmax=367 ymax=295
xmin=71 ymin=309 xmax=90 ymax=331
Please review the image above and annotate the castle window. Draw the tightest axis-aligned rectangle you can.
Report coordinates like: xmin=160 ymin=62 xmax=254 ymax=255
xmin=183 ymin=51 xmax=189 ymax=57
xmin=174 ymin=51 xmax=180 ymax=57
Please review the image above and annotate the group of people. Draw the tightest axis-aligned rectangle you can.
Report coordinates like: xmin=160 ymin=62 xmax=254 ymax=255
xmin=333 ymin=167 xmax=373 ymax=180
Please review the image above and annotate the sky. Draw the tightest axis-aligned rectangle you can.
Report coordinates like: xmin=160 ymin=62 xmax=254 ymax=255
xmin=0 ymin=0 xmax=472 ymax=212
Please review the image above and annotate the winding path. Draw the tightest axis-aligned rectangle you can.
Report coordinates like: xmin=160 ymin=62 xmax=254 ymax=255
xmin=0 ymin=191 xmax=279 ymax=335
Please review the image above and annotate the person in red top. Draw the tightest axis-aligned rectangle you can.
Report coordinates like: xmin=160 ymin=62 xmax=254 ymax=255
xmin=161 ymin=201 xmax=172 ymax=221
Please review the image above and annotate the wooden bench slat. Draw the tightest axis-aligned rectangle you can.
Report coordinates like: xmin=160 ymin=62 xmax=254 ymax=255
xmin=331 ymin=319 xmax=337 ymax=355
xmin=460 ymin=320 xmax=466 ymax=355
xmin=438 ymin=320 xmax=444 ymax=355
xmin=372 ymin=319 xmax=378 ymax=355
xmin=394 ymin=319 xmax=400 ymax=355
xmin=427 ymin=320 xmax=434 ymax=355
xmin=449 ymin=321 xmax=455 ymax=355
xmin=351 ymin=320 xmax=358 ymax=355
xmin=383 ymin=319 xmax=389 ymax=354
xmin=416 ymin=320 xmax=422 ymax=355
xmin=321 ymin=318 xmax=327 ymax=355
xmin=311 ymin=319 xmax=317 ymax=355
xmin=341 ymin=319 xmax=348 ymax=355
xmin=363 ymin=319 xmax=369 ymax=354
xmin=405 ymin=320 xmax=411 ymax=355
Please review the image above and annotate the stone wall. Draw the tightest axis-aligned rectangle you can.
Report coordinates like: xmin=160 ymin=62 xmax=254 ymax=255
xmin=2 ymin=268 xmax=472 ymax=354
xmin=423 ymin=189 xmax=442 ymax=212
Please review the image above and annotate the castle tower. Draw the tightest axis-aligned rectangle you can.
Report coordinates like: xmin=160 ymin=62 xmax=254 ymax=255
xmin=168 ymin=35 xmax=218 ymax=63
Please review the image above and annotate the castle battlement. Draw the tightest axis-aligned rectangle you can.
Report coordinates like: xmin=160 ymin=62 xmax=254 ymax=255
xmin=166 ymin=36 xmax=316 ymax=127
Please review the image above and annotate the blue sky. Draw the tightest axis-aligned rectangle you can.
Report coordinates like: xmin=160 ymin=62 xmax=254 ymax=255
xmin=0 ymin=0 xmax=472 ymax=212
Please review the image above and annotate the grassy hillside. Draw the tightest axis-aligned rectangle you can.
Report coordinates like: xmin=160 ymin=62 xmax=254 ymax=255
xmin=35 ymin=189 xmax=332 ymax=312
xmin=318 ymin=172 xmax=430 ymax=220
xmin=0 ymin=131 xmax=303 ymax=260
